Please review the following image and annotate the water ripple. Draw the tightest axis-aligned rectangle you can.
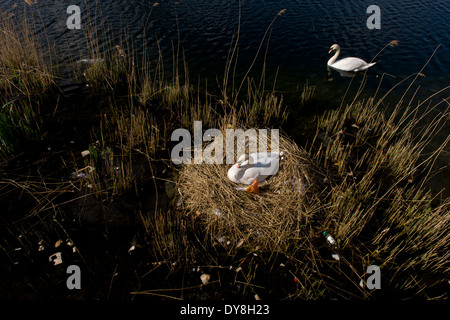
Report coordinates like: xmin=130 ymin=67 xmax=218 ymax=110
xmin=0 ymin=0 xmax=447 ymax=86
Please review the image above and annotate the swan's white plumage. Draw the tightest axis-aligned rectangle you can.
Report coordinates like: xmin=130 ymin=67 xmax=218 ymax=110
xmin=327 ymin=44 xmax=376 ymax=72
xmin=227 ymin=152 xmax=280 ymax=185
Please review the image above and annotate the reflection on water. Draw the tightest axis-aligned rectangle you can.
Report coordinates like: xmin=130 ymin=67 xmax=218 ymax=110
xmin=1 ymin=0 xmax=449 ymax=194
xmin=1 ymin=1 xmax=449 ymax=83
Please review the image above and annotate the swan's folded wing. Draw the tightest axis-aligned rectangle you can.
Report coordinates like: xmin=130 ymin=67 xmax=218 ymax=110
xmin=331 ymin=57 xmax=368 ymax=72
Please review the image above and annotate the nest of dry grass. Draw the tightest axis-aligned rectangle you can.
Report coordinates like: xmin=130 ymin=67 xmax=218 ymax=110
xmin=177 ymin=132 xmax=325 ymax=254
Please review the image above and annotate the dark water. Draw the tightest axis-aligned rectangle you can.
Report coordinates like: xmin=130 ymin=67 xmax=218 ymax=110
xmin=1 ymin=0 xmax=449 ymax=193
xmin=2 ymin=1 xmax=449 ymax=86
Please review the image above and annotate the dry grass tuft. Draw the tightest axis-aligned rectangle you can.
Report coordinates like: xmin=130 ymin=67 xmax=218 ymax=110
xmin=0 ymin=11 xmax=54 ymax=101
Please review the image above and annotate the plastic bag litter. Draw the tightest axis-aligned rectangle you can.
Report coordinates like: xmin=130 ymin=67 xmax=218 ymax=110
xmin=200 ymin=273 xmax=211 ymax=284
xmin=49 ymin=252 xmax=63 ymax=265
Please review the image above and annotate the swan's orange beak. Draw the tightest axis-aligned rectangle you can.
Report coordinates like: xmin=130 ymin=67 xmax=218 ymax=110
xmin=245 ymin=177 xmax=259 ymax=194
xmin=328 ymin=49 xmax=333 ymax=53
xmin=237 ymin=163 xmax=241 ymax=168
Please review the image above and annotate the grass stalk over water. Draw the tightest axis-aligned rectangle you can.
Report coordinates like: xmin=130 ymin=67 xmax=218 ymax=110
xmin=0 ymin=11 xmax=54 ymax=101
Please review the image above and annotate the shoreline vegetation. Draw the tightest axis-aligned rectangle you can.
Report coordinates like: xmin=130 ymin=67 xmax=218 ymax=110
xmin=0 ymin=7 xmax=449 ymax=300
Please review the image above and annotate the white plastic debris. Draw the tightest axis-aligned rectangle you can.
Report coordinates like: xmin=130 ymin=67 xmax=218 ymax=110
xmin=81 ymin=150 xmax=90 ymax=157
xmin=177 ymin=188 xmax=183 ymax=208
xmin=254 ymin=294 xmax=262 ymax=300
xmin=49 ymin=252 xmax=63 ymax=265
xmin=236 ymin=238 xmax=245 ymax=248
xmin=69 ymin=171 xmax=86 ymax=179
xmin=235 ymin=267 xmax=242 ymax=273
xmin=77 ymin=58 xmax=105 ymax=64
xmin=128 ymin=245 xmax=135 ymax=254
xmin=213 ymin=208 xmax=224 ymax=218
xmin=323 ymin=231 xmax=338 ymax=250
xmin=200 ymin=273 xmax=211 ymax=284
xmin=331 ymin=253 xmax=340 ymax=261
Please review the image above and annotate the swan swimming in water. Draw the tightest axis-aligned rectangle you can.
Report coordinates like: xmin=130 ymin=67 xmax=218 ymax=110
xmin=327 ymin=44 xmax=376 ymax=73
xmin=227 ymin=152 xmax=282 ymax=193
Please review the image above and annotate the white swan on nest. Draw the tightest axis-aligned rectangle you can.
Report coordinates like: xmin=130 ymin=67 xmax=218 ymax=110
xmin=327 ymin=44 xmax=376 ymax=72
xmin=227 ymin=152 xmax=282 ymax=193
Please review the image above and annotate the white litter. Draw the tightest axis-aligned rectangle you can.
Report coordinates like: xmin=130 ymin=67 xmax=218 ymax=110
xmin=213 ymin=208 xmax=224 ymax=218
xmin=177 ymin=188 xmax=183 ymax=208
xmin=49 ymin=252 xmax=63 ymax=265
xmin=38 ymin=240 xmax=45 ymax=251
xmin=200 ymin=273 xmax=211 ymax=284
xmin=77 ymin=58 xmax=105 ymax=64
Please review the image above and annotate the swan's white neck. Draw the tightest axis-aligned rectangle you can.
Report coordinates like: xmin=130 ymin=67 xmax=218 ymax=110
xmin=327 ymin=47 xmax=340 ymax=66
